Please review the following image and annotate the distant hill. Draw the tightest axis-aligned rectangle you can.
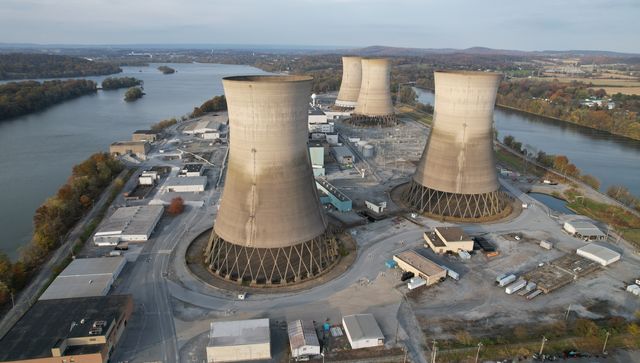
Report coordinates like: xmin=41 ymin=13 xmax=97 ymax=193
xmin=0 ymin=53 xmax=121 ymax=80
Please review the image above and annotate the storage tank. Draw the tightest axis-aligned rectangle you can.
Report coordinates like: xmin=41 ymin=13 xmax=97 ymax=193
xmin=204 ymin=75 xmax=338 ymax=285
xmin=404 ymin=71 xmax=510 ymax=219
xmin=335 ymin=56 xmax=362 ymax=109
xmin=351 ymin=58 xmax=396 ymax=127
xmin=362 ymin=144 xmax=374 ymax=158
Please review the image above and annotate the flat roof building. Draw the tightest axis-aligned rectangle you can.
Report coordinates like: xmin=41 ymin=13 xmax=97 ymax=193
xmin=393 ymin=250 xmax=447 ymax=286
xmin=93 ymin=205 xmax=164 ymax=246
xmin=132 ymin=129 xmax=158 ymax=142
xmin=332 ymin=146 xmax=354 ymax=165
xmin=180 ymin=163 xmax=205 ymax=177
xmin=206 ymin=318 xmax=271 ymax=362
xmin=287 ymin=320 xmax=320 ymax=360
xmin=423 ymin=227 xmax=474 ymax=254
xmin=342 ymin=314 xmax=384 ymax=350
xmin=563 ymin=220 xmax=606 ymax=241
xmin=39 ymin=256 xmax=126 ymax=300
xmin=316 ymin=178 xmax=352 ymax=212
xmin=109 ymin=140 xmax=150 ymax=160
xmin=577 ymin=244 xmax=621 ymax=266
xmin=308 ymin=106 xmax=328 ymax=124
xmin=183 ymin=114 xmax=227 ymax=135
xmin=0 ymin=295 xmax=133 ymax=363
xmin=162 ymin=175 xmax=207 ymax=193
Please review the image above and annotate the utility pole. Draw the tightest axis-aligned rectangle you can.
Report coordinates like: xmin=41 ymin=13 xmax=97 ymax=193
xmin=475 ymin=342 xmax=483 ymax=363
xmin=602 ymin=331 xmax=610 ymax=354
xmin=565 ymin=304 xmax=572 ymax=320
xmin=539 ymin=336 xmax=548 ymax=362
xmin=431 ymin=340 xmax=437 ymax=363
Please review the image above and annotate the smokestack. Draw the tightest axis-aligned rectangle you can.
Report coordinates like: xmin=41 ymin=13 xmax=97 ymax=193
xmin=335 ymin=56 xmax=362 ymax=109
xmin=205 ymin=75 xmax=337 ymax=285
xmin=351 ymin=58 xmax=396 ymax=127
xmin=403 ymin=71 xmax=510 ymax=219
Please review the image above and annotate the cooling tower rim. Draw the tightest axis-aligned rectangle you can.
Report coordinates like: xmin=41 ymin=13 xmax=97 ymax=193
xmin=361 ymin=57 xmax=390 ymax=62
xmin=435 ymin=70 xmax=503 ymax=77
xmin=342 ymin=55 xmax=362 ymax=60
xmin=223 ymin=75 xmax=313 ymax=83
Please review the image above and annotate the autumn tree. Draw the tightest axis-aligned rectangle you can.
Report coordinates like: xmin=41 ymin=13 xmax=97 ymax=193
xmin=167 ymin=197 xmax=185 ymax=215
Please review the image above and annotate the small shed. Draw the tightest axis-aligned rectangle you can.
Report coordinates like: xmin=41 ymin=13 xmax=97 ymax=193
xmin=342 ymin=314 xmax=384 ymax=350
xmin=287 ymin=320 xmax=320 ymax=359
xmin=206 ymin=318 xmax=271 ymax=362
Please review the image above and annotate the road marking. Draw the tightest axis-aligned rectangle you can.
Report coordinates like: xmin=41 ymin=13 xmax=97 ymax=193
xmin=157 ymin=249 xmax=172 ymax=254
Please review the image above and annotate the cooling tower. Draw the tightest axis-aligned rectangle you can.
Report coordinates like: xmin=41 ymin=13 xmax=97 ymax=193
xmin=351 ymin=58 xmax=396 ymax=126
xmin=403 ymin=71 xmax=510 ymax=219
xmin=335 ymin=56 xmax=362 ymax=109
xmin=204 ymin=75 xmax=338 ymax=285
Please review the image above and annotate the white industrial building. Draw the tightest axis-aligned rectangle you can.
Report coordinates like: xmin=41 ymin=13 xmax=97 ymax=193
xmin=93 ymin=205 xmax=164 ymax=246
xmin=183 ymin=116 xmax=225 ymax=135
xmin=342 ymin=314 xmax=384 ymax=350
xmin=139 ymin=170 xmax=159 ymax=186
xmin=162 ymin=176 xmax=207 ymax=193
xmin=39 ymin=257 xmax=126 ymax=300
xmin=563 ymin=220 xmax=606 ymax=241
xmin=308 ymin=106 xmax=328 ymax=124
xmin=576 ymin=244 xmax=621 ymax=266
xmin=287 ymin=320 xmax=320 ymax=360
xmin=180 ymin=163 xmax=204 ymax=177
xmin=207 ymin=318 xmax=271 ymax=362
xmin=332 ymin=146 xmax=355 ymax=165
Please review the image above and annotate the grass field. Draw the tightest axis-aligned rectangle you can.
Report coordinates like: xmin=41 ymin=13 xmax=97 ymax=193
xmin=396 ymin=104 xmax=433 ymax=125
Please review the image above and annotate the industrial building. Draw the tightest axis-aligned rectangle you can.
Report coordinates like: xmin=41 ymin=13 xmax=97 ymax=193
xmin=576 ymin=244 xmax=621 ymax=266
xmin=39 ymin=256 xmax=126 ymax=300
xmin=287 ymin=320 xmax=320 ymax=360
xmin=109 ymin=140 xmax=150 ymax=160
xmin=131 ymin=129 xmax=158 ymax=142
xmin=204 ymin=75 xmax=338 ymax=285
xmin=423 ymin=227 xmax=474 ymax=254
xmin=206 ymin=318 xmax=271 ymax=362
xmin=332 ymin=146 xmax=355 ymax=165
xmin=404 ymin=71 xmax=510 ymax=219
xmin=180 ymin=163 xmax=205 ymax=177
xmin=309 ymin=141 xmax=325 ymax=177
xmin=342 ymin=314 xmax=384 ymax=350
xmin=93 ymin=205 xmax=164 ymax=246
xmin=351 ymin=58 xmax=396 ymax=126
xmin=162 ymin=175 xmax=207 ymax=193
xmin=393 ymin=250 xmax=447 ymax=286
xmin=183 ymin=114 xmax=227 ymax=135
xmin=0 ymin=295 xmax=133 ymax=363
xmin=326 ymin=132 xmax=339 ymax=145
xmin=334 ymin=56 xmax=362 ymax=109
xmin=139 ymin=170 xmax=160 ymax=185
xmin=316 ymin=178 xmax=353 ymax=212
xmin=563 ymin=220 xmax=606 ymax=241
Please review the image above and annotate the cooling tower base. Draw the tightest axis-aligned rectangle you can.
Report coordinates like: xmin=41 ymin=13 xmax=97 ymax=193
xmin=204 ymin=232 xmax=339 ymax=286
xmin=348 ymin=113 xmax=398 ymax=127
xmin=403 ymin=180 xmax=512 ymax=220
xmin=330 ymin=104 xmax=356 ymax=112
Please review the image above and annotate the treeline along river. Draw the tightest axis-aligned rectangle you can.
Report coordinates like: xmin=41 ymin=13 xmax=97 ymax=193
xmin=0 ymin=63 xmax=266 ymax=259
xmin=415 ymin=87 xmax=640 ymax=197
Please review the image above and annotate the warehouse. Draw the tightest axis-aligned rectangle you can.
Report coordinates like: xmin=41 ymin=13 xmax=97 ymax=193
xmin=206 ymin=318 xmax=271 ymax=362
xmin=563 ymin=220 xmax=606 ymax=241
xmin=162 ymin=175 xmax=207 ymax=192
xmin=288 ymin=320 xmax=320 ymax=360
xmin=39 ymin=256 xmax=126 ymax=300
xmin=342 ymin=314 xmax=384 ymax=350
xmin=316 ymin=178 xmax=352 ymax=212
xmin=576 ymin=244 xmax=621 ymax=266
xmin=332 ymin=146 xmax=354 ymax=165
xmin=393 ymin=250 xmax=447 ymax=286
xmin=183 ymin=114 xmax=227 ymax=135
xmin=423 ymin=227 xmax=474 ymax=254
xmin=93 ymin=205 xmax=164 ymax=246
xmin=109 ymin=140 xmax=150 ymax=160
xmin=0 ymin=295 xmax=133 ymax=363
xmin=308 ymin=106 xmax=328 ymax=125
xmin=132 ymin=129 xmax=158 ymax=142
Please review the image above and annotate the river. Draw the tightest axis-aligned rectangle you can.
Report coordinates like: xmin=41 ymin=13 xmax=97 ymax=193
xmin=415 ymin=87 xmax=640 ymax=198
xmin=0 ymin=63 xmax=267 ymax=259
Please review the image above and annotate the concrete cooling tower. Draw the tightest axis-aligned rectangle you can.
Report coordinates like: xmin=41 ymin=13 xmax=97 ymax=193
xmin=351 ymin=58 xmax=396 ymax=127
xmin=204 ymin=75 xmax=338 ymax=285
xmin=403 ymin=71 xmax=510 ymax=219
xmin=334 ymin=56 xmax=362 ymax=109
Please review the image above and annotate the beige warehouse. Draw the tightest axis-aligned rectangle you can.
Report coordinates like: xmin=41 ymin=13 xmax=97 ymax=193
xmin=393 ymin=250 xmax=446 ymax=286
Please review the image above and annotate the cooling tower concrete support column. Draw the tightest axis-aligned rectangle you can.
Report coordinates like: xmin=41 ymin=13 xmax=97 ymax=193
xmin=351 ymin=58 xmax=396 ymax=127
xmin=335 ymin=56 xmax=362 ymax=109
xmin=204 ymin=75 xmax=338 ymax=285
xmin=403 ymin=71 xmax=511 ymax=219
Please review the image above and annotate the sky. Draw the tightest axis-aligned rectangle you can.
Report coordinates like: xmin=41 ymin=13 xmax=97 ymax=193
xmin=1 ymin=0 xmax=639 ymax=53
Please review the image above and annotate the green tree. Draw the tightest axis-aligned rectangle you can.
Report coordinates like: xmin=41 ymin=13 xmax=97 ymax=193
xmin=124 ymin=87 xmax=144 ymax=102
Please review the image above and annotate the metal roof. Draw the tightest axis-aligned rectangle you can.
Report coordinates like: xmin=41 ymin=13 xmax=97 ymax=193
xmin=577 ymin=244 xmax=620 ymax=263
xmin=435 ymin=226 xmax=472 ymax=242
xmin=94 ymin=205 xmax=164 ymax=237
xmin=395 ymin=250 xmax=446 ymax=277
xmin=60 ymin=257 xmax=125 ymax=277
xmin=208 ymin=318 xmax=270 ymax=347
xmin=164 ymin=175 xmax=207 ymax=187
xmin=342 ymin=314 xmax=383 ymax=342
xmin=288 ymin=320 xmax=319 ymax=350
xmin=565 ymin=220 xmax=605 ymax=236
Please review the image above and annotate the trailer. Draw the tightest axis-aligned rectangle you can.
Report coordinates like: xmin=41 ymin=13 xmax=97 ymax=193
xmin=518 ymin=282 xmax=538 ymax=296
xmin=506 ymin=279 xmax=527 ymax=294
xmin=526 ymin=290 xmax=543 ymax=300
xmin=496 ymin=273 xmax=508 ymax=284
xmin=447 ymin=269 xmax=460 ymax=281
xmin=407 ymin=277 xmax=427 ymax=290
xmin=539 ymin=240 xmax=553 ymax=250
xmin=498 ymin=274 xmax=517 ymax=287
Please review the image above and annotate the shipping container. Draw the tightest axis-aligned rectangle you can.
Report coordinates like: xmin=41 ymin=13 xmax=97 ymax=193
xmin=385 ymin=259 xmax=398 ymax=269
xmin=506 ymin=279 xmax=527 ymax=294
xmin=408 ymin=277 xmax=427 ymax=290
xmin=498 ymin=274 xmax=517 ymax=287
xmin=496 ymin=273 xmax=508 ymax=283
xmin=539 ymin=240 xmax=553 ymax=250
xmin=447 ymin=269 xmax=460 ymax=281
xmin=527 ymin=290 xmax=543 ymax=300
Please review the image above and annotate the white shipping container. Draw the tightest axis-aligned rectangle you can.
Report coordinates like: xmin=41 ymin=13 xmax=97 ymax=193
xmin=539 ymin=240 xmax=553 ymax=250
xmin=447 ymin=269 xmax=460 ymax=281
xmin=496 ymin=273 xmax=507 ymax=283
xmin=506 ymin=279 xmax=527 ymax=294
xmin=498 ymin=274 xmax=517 ymax=287
xmin=408 ymin=277 xmax=427 ymax=290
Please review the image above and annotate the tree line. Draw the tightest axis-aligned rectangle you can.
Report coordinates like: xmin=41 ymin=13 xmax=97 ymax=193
xmin=0 ymin=79 xmax=97 ymax=121
xmin=0 ymin=153 xmax=123 ymax=307
xmin=190 ymin=95 xmax=227 ymax=118
xmin=0 ymin=53 xmax=121 ymax=80
xmin=101 ymin=76 xmax=142 ymax=90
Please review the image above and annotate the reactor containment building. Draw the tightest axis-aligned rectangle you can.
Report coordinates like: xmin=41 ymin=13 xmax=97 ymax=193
xmin=334 ymin=56 xmax=362 ymax=110
xmin=403 ymin=71 xmax=510 ymax=219
xmin=204 ymin=75 xmax=338 ymax=285
xmin=350 ymin=58 xmax=397 ymax=127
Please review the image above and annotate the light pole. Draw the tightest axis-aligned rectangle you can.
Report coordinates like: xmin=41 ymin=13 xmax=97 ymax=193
xmin=602 ymin=331 xmax=610 ymax=354
xmin=539 ymin=336 xmax=548 ymax=362
xmin=431 ymin=340 xmax=437 ymax=363
xmin=475 ymin=342 xmax=483 ymax=363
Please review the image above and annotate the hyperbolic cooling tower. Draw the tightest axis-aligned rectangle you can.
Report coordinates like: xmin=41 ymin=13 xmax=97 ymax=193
xmin=204 ymin=75 xmax=338 ymax=285
xmin=335 ymin=56 xmax=362 ymax=109
xmin=351 ymin=58 xmax=396 ymax=126
xmin=403 ymin=71 xmax=510 ymax=219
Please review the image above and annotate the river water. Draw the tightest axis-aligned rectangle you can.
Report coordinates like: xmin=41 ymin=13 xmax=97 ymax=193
xmin=0 ymin=63 xmax=267 ymax=259
xmin=415 ymin=87 xmax=640 ymax=197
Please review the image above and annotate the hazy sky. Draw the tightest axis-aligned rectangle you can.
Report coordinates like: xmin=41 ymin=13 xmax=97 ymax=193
xmin=1 ymin=0 xmax=639 ymax=53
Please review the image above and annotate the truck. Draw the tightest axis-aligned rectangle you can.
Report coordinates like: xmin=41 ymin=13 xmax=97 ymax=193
xmin=407 ymin=277 xmax=427 ymax=290
xmin=539 ymin=240 xmax=553 ymax=250
xmin=505 ymin=279 xmax=527 ymax=294
xmin=447 ymin=269 xmax=460 ymax=281
xmin=496 ymin=273 xmax=508 ymax=284
xmin=498 ymin=274 xmax=517 ymax=287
